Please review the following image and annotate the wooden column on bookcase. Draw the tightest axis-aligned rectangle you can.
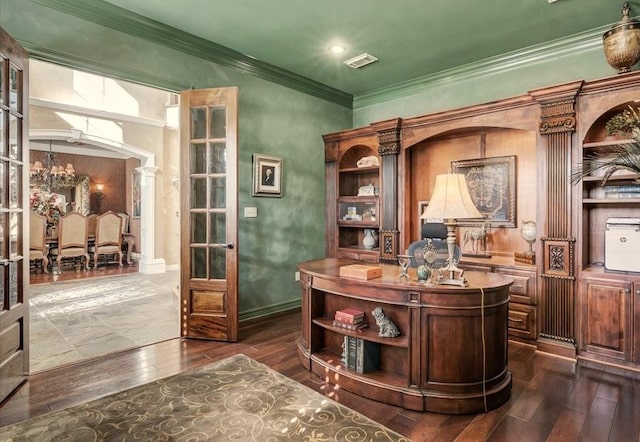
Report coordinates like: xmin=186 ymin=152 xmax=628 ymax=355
xmin=372 ymin=118 xmax=402 ymax=264
xmin=323 ymin=138 xmax=338 ymax=258
xmin=408 ymin=291 xmax=421 ymax=389
xmin=530 ymin=81 xmax=582 ymax=358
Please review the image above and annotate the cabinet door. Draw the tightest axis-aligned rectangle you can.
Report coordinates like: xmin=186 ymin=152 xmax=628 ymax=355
xmin=635 ymin=283 xmax=640 ymax=363
xmin=582 ymin=278 xmax=632 ymax=361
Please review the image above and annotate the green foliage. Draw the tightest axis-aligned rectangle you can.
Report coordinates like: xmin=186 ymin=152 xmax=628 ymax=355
xmin=605 ymin=105 xmax=640 ymax=136
xmin=570 ymin=136 xmax=640 ymax=185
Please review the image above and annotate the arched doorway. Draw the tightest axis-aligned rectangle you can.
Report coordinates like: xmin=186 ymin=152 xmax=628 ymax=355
xmin=30 ymin=128 xmax=165 ymax=274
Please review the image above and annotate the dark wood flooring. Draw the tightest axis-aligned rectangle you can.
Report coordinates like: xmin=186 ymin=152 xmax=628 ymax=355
xmin=29 ymin=262 xmax=140 ymax=285
xmin=1 ymin=311 xmax=639 ymax=441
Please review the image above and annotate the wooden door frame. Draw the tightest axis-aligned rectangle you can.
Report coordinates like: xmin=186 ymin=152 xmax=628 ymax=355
xmin=0 ymin=26 xmax=30 ymax=402
xmin=179 ymin=87 xmax=239 ymax=342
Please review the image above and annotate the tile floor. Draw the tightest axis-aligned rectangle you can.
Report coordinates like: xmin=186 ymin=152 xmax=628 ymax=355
xmin=29 ymin=271 xmax=180 ymax=372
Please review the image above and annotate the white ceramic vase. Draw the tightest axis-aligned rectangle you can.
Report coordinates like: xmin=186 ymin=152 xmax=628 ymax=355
xmin=363 ymin=229 xmax=378 ymax=250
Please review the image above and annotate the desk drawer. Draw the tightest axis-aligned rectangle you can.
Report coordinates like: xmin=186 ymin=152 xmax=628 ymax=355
xmin=495 ymin=268 xmax=536 ymax=304
xmin=338 ymin=249 xmax=379 ymax=263
xmin=508 ymin=302 xmax=536 ymax=340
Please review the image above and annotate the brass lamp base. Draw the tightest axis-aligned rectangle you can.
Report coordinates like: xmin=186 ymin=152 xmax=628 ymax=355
xmin=434 ymin=265 xmax=468 ymax=287
xmin=432 ymin=219 xmax=469 ymax=287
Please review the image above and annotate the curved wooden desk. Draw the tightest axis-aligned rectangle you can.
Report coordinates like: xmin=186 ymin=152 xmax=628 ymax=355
xmin=297 ymin=258 xmax=513 ymax=414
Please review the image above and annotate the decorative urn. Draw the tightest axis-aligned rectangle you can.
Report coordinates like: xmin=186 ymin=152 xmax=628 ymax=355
xmin=603 ymin=2 xmax=640 ymax=74
xmin=521 ymin=221 xmax=537 ymax=254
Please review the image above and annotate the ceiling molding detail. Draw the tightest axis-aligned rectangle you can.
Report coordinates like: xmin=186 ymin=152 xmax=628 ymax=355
xmin=24 ymin=41 xmax=187 ymax=94
xmin=30 ymin=97 xmax=168 ymax=128
xmin=31 ymin=0 xmax=353 ymax=108
xmin=353 ymin=27 xmax=607 ymax=109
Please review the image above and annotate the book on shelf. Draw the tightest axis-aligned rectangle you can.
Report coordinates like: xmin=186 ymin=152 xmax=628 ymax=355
xmin=605 ymin=192 xmax=640 ymax=199
xmin=333 ymin=320 xmax=368 ymax=331
xmin=341 ymin=336 xmax=380 ymax=373
xmin=603 ymin=185 xmax=640 ymax=193
xmin=355 ymin=338 xmax=380 ymax=373
xmin=514 ymin=251 xmax=535 ymax=264
xmin=334 ymin=308 xmax=365 ymax=323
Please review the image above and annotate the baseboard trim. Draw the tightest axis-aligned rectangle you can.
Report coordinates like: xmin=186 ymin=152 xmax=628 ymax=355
xmin=535 ymin=337 xmax=577 ymax=360
xmin=239 ymin=300 xmax=301 ymax=323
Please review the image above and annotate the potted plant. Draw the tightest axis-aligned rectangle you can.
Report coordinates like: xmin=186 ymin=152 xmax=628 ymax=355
xmin=605 ymin=105 xmax=640 ymax=137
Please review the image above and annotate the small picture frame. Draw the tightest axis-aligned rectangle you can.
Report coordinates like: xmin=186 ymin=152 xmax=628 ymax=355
xmin=252 ymin=153 xmax=282 ymax=197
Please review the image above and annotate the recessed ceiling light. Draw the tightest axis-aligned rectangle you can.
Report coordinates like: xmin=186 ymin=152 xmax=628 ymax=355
xmin=328 ymin=44 xmax=346 ymax=55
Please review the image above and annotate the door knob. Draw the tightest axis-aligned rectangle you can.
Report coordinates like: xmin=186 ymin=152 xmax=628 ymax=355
xmin=214 ymin=243 xmax=234 ymax=249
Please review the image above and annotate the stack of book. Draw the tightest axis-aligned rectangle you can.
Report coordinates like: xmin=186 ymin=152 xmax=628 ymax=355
xmin=604 ymin=185 xmax=640 ymax=199
xmin=514 ymin=251 xmax=535 ymax=265
xmin=340 ymin=336 xmax=380 ymax=373
xmin=333 ymin=308 xmax=368 ymax=331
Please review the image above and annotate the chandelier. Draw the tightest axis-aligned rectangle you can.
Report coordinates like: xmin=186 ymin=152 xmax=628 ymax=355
xmin=29 ymin=141 xmax=77 ymax=192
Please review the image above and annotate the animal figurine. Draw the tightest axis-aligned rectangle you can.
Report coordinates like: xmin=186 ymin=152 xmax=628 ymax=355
xmin=463 ymin=221 xmax=492 ymax=255
xmin=372 ymin=307 xmax=400 ymax=338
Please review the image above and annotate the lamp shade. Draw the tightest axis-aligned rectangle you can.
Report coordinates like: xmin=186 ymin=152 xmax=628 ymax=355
xmin=420 ymin=173 xmax=482 ymax=221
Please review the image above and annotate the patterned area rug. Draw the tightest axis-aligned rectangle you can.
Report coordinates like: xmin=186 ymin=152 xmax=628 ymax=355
xmin=1 ymin=354 xmax=410 ymax=441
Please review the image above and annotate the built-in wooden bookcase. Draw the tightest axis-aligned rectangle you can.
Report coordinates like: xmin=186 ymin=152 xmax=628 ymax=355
xmin=336 ymin=146 xmax=380 ymax=261
xmin=323 ymin=128 xmax=381 ymax=263
xmin=576 ymin=87 xmax=640 ymax=367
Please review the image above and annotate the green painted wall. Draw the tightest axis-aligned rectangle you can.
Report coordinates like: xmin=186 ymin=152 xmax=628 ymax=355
xmin=1 ymin=0 xmax=352 ymax=319
xmin=353 ymin=43 xmax=616 ymax=127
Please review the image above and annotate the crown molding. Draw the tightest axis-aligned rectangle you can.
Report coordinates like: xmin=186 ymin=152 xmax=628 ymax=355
xmin=31 ymin=0 xmax=353 ymax=108
xmin=23 ymin=41 xmax=188 ymax=93
xmin=353 ymin=27 xmax=608 ymax=109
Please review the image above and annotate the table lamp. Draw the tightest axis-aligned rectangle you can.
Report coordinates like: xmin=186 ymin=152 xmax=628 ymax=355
xmin=420 ymin=173 xmax=482 ymax=286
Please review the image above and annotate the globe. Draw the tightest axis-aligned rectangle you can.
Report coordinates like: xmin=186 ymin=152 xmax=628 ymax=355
xmin=521 ymin=221 xmax=537 ymax=253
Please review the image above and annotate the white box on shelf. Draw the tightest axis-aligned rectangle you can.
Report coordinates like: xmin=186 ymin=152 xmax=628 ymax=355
xmin=605 ymin=218 xmax=640 ymax=273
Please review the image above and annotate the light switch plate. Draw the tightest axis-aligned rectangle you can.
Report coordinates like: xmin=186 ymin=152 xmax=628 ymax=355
xmin=244 ymin=207 xmax=258 ymax=218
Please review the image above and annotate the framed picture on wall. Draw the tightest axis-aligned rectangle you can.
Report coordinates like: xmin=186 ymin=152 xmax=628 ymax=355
xmin=451 ymin=155 xmax=516 ymax=227
xmin=132 ymin=170 xmax=141 ymax=218
xmin=252 ymin=153 xmax=282 ymax=197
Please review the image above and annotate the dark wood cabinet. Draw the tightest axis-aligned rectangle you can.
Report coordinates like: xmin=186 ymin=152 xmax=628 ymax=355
xmin=580 ymin=277 xmax=635 ymax=362
xmin=459 ymin=257 xmax=538 ymax=343
xmin=297 ymin=258 xmax=512 ymax=414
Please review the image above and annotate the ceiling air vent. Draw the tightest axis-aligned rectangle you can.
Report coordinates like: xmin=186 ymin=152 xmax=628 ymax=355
xmin=344 ymin=53 xmax=378 ymax=69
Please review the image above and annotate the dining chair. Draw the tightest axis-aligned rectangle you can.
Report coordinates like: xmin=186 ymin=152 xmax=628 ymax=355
xmin=87 ymin=213 xmax=98 ymax=237
xmin=117 ymin=212 xmax=134 ymax=264
xmin=93 ymin=211 xmax=124 ymax=269
xmin=29 ymin=211 xmax=49 ymax=273
xmin=52 ymin=212 xmax=90 ymax=272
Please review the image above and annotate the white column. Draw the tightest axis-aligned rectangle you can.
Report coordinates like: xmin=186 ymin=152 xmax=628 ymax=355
xmin=137 ymin=165 xmax=166 ymax=274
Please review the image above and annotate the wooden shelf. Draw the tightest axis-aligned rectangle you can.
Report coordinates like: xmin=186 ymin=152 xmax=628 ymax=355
xmin=311 ymin=349 xmax=409 ymax=388
xmin=582 ymin=264 xmax=640 ymax=278
xmin=582 ymin=173 xmax=640 ymax=182
xmin=337 ymin=195 xmax=379 ymax=202
xmin=582 ymin=139 xmax=635 ymax=149
xmin=312 ymin=317 xmax=409 ymax=348
xmin=338 ymin=245 xmax=379 ymax=252
xmin=583 ymin=198 xmax=640 ymax=204
xmin=339 ymin=166 xmax=379 ymax=174
xmin=337 ymin=220 xmax=380 ymax=227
